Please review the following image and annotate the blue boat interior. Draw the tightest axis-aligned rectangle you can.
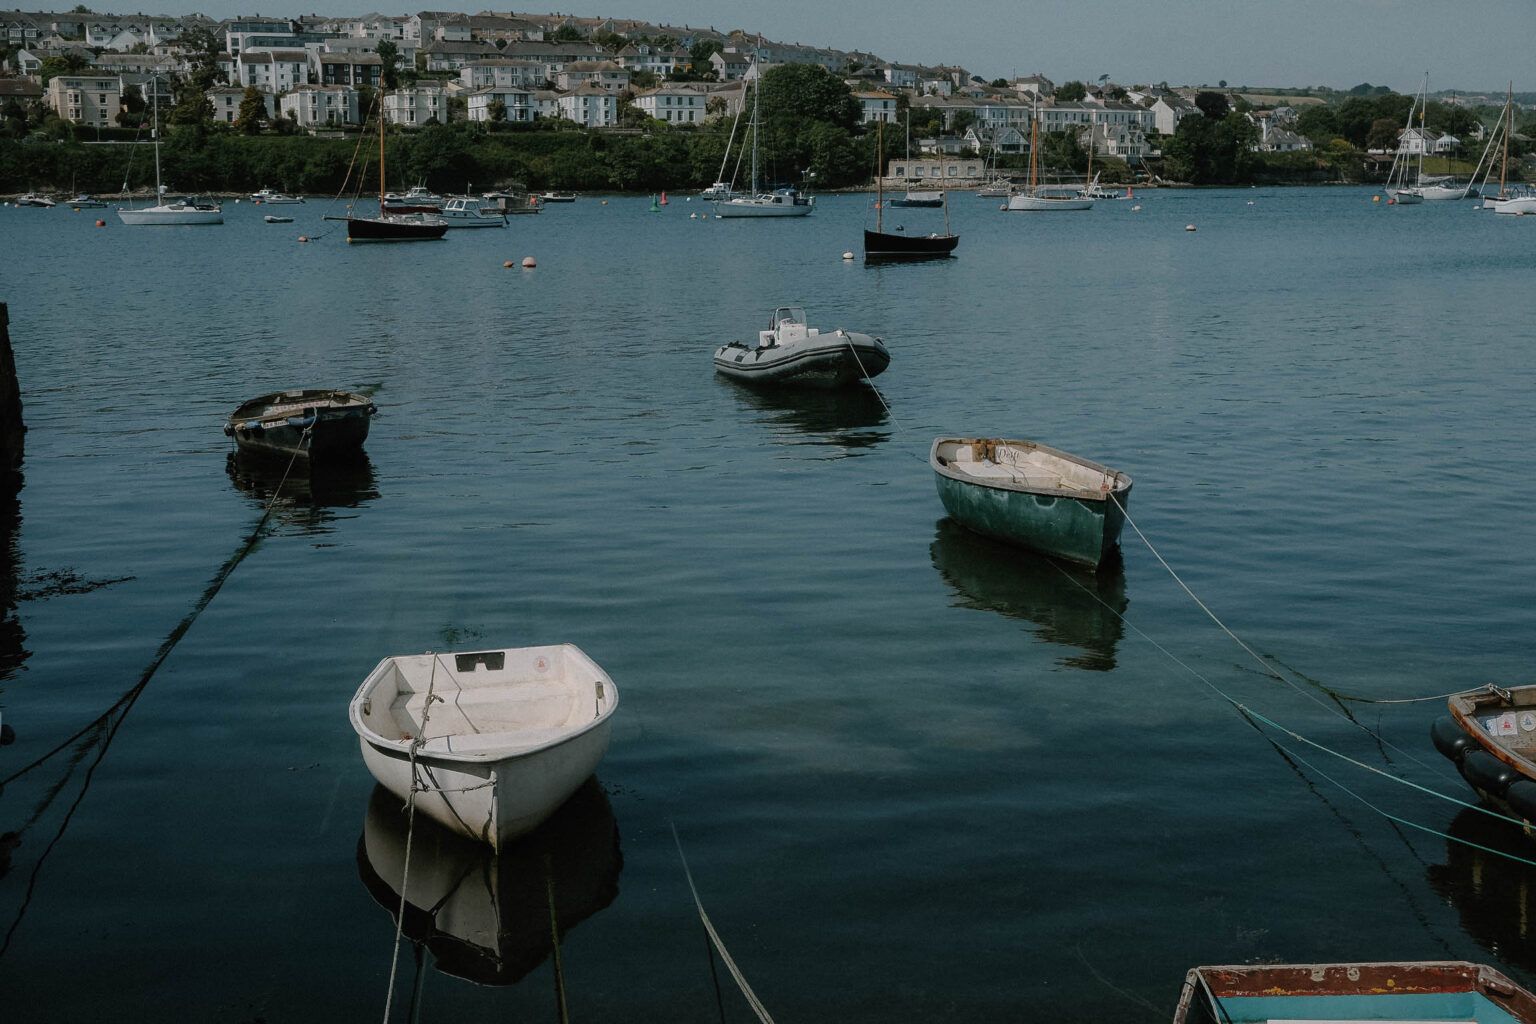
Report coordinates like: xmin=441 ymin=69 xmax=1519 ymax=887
xmin=1211 ymin=991 xmax=1522 ymax=1024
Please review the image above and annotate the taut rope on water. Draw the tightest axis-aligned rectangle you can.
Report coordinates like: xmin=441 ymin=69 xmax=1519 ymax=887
xmin=670 ymin=823 xmax=778 ymax=1024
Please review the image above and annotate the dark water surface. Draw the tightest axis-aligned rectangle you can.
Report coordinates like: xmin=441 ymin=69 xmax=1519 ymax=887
xmin=1 ymin=188 xmax=1534 ymax=1020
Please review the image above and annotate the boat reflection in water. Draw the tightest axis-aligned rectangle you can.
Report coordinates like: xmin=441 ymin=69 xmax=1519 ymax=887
xmin=224 ymin=451 xmax=379 ymax=534
xmin=722 ymin=379 xmax=890 ymax=453
xmin=357 ymin=777 xmax=622 ymax=986
xmin=929 ymin=518 xmax=1127 ymax=671
xmin=1426 ymin=809 xmax=1536 ymax=973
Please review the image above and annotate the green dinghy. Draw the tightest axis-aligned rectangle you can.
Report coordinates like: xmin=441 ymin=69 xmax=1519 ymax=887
xmin=930 ymin=437 xmax=1132 ymax=568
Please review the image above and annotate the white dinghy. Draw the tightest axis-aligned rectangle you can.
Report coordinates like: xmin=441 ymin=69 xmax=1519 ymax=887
xmin=713 ymin=306 xmax=890 ymax=389
xmin=349 ymin=645 xmax=618 ymax=849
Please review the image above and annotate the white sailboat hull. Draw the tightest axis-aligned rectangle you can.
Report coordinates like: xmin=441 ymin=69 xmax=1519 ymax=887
xmin=1493 ymin=196 xmax=1536 ymax=215
xmin=714 ymin=198 xmax=814 ymax=218
xmin=1006 ymin=193 xmax=1093 ymax=211
xmin=1418 ymin=185 xmax=1469 ymax=201
xmin=1388 ymin=189 xmax=1423 ymax=205
xmin=117 ymin=204 xmax=223 ymax=225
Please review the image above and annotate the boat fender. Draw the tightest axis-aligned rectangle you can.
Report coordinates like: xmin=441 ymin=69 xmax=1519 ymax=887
xmin=222 ymin=423 xmax=235 ymax=437
xmin=243 ymin=420 xmax=265 ymax=436
xmin=1506 ymin=779 xmax=1536 ymax=822
xmin=1430 ymin=716 xmax=1476 ymax=763
xmin=286 ymin=414 xmax=317 ymax=429
xmin=1461 ymin=749 xmax=1522 ymax=797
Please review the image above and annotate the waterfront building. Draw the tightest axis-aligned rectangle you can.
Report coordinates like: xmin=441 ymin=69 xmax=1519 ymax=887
xmin=279 ymin=84 xmax=359 ymax=128
xmin=853 ymin=89 xmax=897 ymax=124
xmin=555 ymin=60 xmax=629 ymax=94
xmin=466 ymin=85 xmax=535 ymax=122
xmin=236 ymin=50 xmax=310 ymax=94
xmin=884 ymin=155 xmax=984 ymax=181
xmin=45 ymin=73 xmax=119 ymax=127
xmin=631 ymin=82 xmax=709 ymax=124
xmin=206 ymin=85 xmax=275 ymax=124
xmin=556 ymin=83 xmax=616 ymax=127
xmin=459 ymin=58 xmax=547 ymax=91
xmin=382 ymin=81 xmax=448 ymax=125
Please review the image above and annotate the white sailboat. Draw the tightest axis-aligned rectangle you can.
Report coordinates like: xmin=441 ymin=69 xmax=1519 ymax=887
xmin=1477 ymin=86 xmax=1534 ymax=213
xmin=890 ymin=111 xmax=943 ymax=207
xmin=713 ymin=49 xmax=814 ymax=218
xmin=1007 ymin=97 xmax=1093 ymax=211
xmin=117 ymin=75 xmax=222 ymax=226
xmin=1384 ymin=74 xmax=1428 ymax=205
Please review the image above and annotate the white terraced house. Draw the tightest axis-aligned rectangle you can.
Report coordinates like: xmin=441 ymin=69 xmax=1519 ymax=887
xmin=467 ymin=86 xmax=535 ymax=122
xmin=237 ymin=50 xmax=310 ymax=94
xmin=555 ymin=60 xmax=629 ymax=94
xmin=631 ymin=83 xmax=708 ymax=124
xmin=854 ymin=90 xmax=897 ymax=124
xmin=45 ymin=74 xmax=120 ymax=126
xmin=556 ymin=84 xmax=616 ymax=127
xmin=279 ymin=84 xmax=359 ymax=127
xmin=206 ymin=85 xmax=274 ymax=124
xmin=382 ymin=82 xmax=448 ymax=126
xmin=459 ymin=59 xmax=547 ymax=91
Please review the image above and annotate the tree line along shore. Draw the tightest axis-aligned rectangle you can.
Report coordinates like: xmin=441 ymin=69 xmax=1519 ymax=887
xmin=1 ymin=66 xmax=1528 ymax=195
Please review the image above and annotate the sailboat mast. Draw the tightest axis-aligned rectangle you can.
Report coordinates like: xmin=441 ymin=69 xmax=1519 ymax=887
xmin=749 ymin=53 xmax=760 ymax=194
xmin=1416 ymin=72 xmax=1427 ymax=185
xmin=378 ymin=91 xmax=387 ymax=210
xmin=876 ymin=117 xmax=884 ymax=232
xmin=151 ymin=73 xmax=162 ymax=197
xmin=1029 ymin=98 xmax=1039 ymax=191
xmin=1501 ymin=81 xmax=1511 ymax=196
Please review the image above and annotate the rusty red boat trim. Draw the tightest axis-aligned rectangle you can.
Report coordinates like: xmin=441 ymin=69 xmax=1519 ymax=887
xmin=1173 ymin=962 xmax=1536 ymax=1024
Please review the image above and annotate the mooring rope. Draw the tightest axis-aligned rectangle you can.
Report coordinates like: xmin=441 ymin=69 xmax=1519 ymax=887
xmin=0 ymin=430 xmax=311 ymax=957
xmin=1107 ymin=492 xmax=1461 ymax=785
xmin=381 ymin=653 xmax=441 ymax=1024
xmin=546 ymin=854 xmax=571 ymax=1024
xmin=670 ymin=823 xmax=777 ymax=1024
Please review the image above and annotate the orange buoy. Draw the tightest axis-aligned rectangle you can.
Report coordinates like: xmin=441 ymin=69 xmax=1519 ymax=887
xmin=94 ymin=219 xmax=105 ymax=227
xmin=298 ymin=235 xmax=309 ymax=243
xmin=503 ymin=259 xmax=514 ymax=268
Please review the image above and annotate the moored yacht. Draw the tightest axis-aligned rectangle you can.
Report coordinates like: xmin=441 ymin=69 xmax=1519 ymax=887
xmin=250 ymin=188 xmax=304 ymax=204
xmin=439 ymin=195 xmax=507 ymax=227
xmin=15 ymin=192 xmax=56 ymax=207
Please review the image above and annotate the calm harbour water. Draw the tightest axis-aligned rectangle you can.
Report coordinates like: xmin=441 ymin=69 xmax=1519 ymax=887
xmin=1 ymin=187 xmax=1534 ymax=1020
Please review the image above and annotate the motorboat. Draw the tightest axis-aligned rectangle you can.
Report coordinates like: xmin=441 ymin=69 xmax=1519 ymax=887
xmin=536 ymin=191 xmax=576 ymax=203
xmin=713 ymin=306 xmax=889 ymax=388
xmin=222 ymin=388 xmax=376 ymax=460
xmin=250 ymin=188 xmax=304 ymax=204
xmin=438 ymin=196 xmax=506 ymax=228
xmin=349 ymin=645 xmax=619 ymax=849
xmin=975 ymin=178 xmax=1014 ymax=198
xmin=930 ymin=437 xmax=1132 ymax=568
xmin=66 ymin=194 xmax=105 ymax=208
xmin=14 ymin=192 xmax=56 ymax=207
xmin=889 ymin=188 xmax=943 ymax=208
xmin=1493 ymin=194 xmax=1536 ymax=215
xmin=356 ymin=778 xmax=621 ymax=986
xmin=381 ymin=184 xmax=445 ymax=213
xmin=699 ymin=181 xmax=736 ymax=200
xmin=1432 ymin=683 xmax=1536 ymax=824
xmin=1173 ymin=962 xmax=1536 ymax=1024
xmin=481 ymin=190 xmax=540 ymax=214
xmin=263 ymin=214 xmax=293 ymax=223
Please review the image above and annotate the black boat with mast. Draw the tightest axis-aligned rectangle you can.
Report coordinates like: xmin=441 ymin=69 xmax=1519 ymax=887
xmin=326 ymin=92 xmax=447 ymax=242
xmin=864 ymin=118 xmax=959 ymax=261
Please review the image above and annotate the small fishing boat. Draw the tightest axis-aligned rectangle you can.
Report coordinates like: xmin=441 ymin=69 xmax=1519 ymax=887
xmin=699 ymin=181 xmax=736 ymax=200
xmin=975 ymin=178 xmax=1013 ymax=198
xmin=536 ymin=191 xmax=576 ymax=203
xmin=481 ymin=190 xmax=541 ymax=214
xmin=713 ymin=306 xmax=889 ymax=389
xmin=14 ymin=192 xmax=56 ymax=207
xmin=930 ymin=437 xmax=1132 ymax=567
xmin=349 ymin=645 xmax=619 ymax=849
xmin=381 ymin=184 xmax=444 ymax=213
xmin=1431 ymin=683 xmax=1536 ymax=823
xmin=263 ymin=214 xmax=293 ymax=223
xmin=438 ymin=195 xmax=506 ymax=228
xmin=1173 ymin=962 xmax=1536 ymax=1024
xmin=67 ymin=194 xmax=106 ymax=208
xmin=250 ymin=188 xmax=304 ymax=204
xmin=222 ymin=388 xmax=376 ymax=460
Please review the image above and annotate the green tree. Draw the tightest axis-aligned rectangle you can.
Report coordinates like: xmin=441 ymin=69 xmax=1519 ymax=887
xmin=990 ymin=77 xmax=1008 ymax=88
xmin=487 ymin=98 xmax=507 ymax=123
xmin=1365 ymin=116 xmax=1400 ymax=152
xmin=1055 ymin=80 xmax=1086 ymax=102
xmin=687 ymin=39 xmax=722 ymax=73
xmin=376 ymin=39 xmax=401 ymax=91
xmin=1163 ymin=110 xmax=1258 ymax=183
xmin=758 ymin=63 xmax=858 ymax=132
xmin=237 ymin=86 xmax=267 ymax=134
xmin=950 ymin=109 xmax=977 ymax=134
xmin=356 ymin=83 xmax=376 ymax=122
xmin=168 ymin=80 xmax=214 ymax=127
xmin=1194 ymin=90 xmax=1229 ymax=120
xmin=1295 ymin=104 xmax=1340 ymax=143
xmin=549 ymin=25 xmax=586 ymax=42
xmin=176 ymin=26 xmax=225 ymax=90
xmin=591 ymin=30 xmax=627 ymax=52
xmin=38 ymin=53 xmax=89 ymax=84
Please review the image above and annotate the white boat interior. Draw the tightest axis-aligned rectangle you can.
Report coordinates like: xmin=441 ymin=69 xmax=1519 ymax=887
xmin=934 ymin=438 xmax=1123 ymax=499
xmin=355 ymin=647 xmax=614 ymax=758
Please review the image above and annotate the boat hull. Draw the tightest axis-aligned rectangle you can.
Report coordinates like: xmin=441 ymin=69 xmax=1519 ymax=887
xmin=714 ymin=334 xmax=889 ymax=389
xmin=931 ymin=438 xmax=1131 ymax=567
xmin=1006 ymin=194 xmax=1093 ymax=211
xmin=1419 ymin=186 xmax=1468 ymax=201
xmin=1493 ymin=196 xmax=1536 ymax=215
xmin=225 ymin=389 xmax=375 ymax=460
xmin=1433 ymin=685 xmax=1536 ymax=826
xmin=359 ymin=717 xmax=613 ymax=849
xmin=1389 ymin=189 xmax=1424 ymax=205
xmin=116 ymin=206 xmax=223 ymax=225
xmin=714 ymin=200 xmax=814 ymax=218
xmin=889 ymin=197 xmax=943 ymax=208
xmin=346 ymin=215 xmax=447 ymax=242
xmin=864 ymin=228 xmax=959 ymax=259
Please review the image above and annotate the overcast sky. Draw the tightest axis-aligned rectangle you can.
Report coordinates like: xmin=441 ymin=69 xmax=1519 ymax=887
xmin=148 ymin=0 xmax=1536 ymax=93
